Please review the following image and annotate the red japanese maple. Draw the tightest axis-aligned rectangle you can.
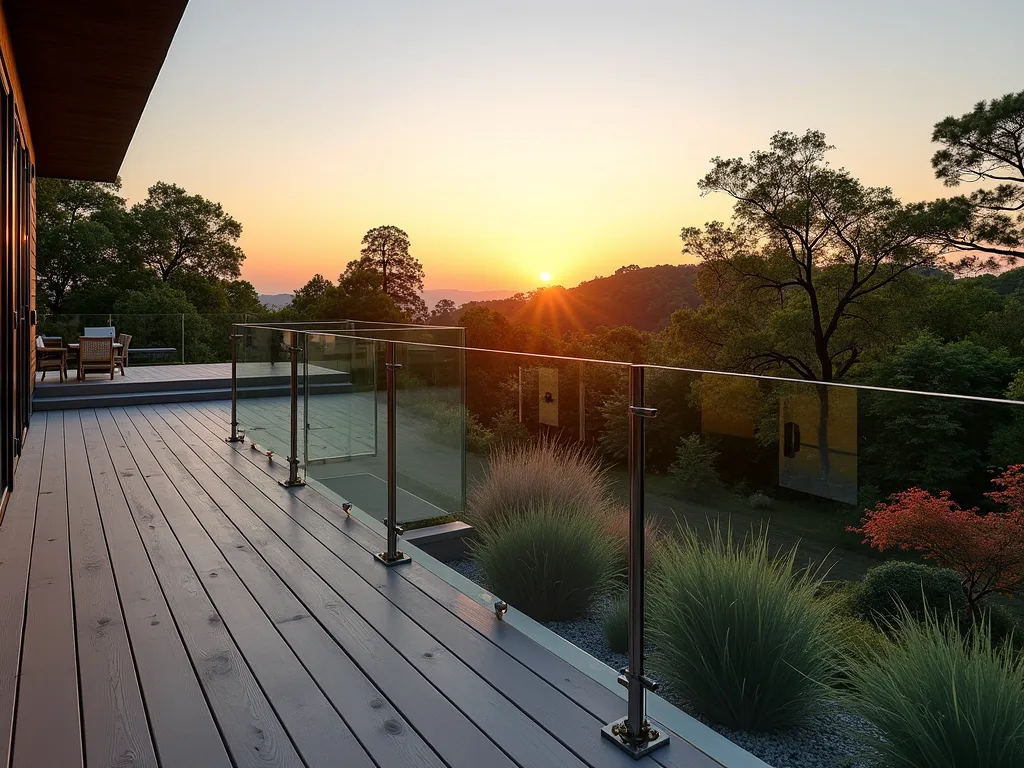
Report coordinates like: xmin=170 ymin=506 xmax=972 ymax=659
xmin=850 ymin=465 xmax=1024 ymax=619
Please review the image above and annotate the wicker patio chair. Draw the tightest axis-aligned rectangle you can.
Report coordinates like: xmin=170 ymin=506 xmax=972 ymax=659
xmin=36 ymin=336 xmax=67 ymax=382
xmin=78 ymin=336 xmax=115 ymax=380
xmin=115 ymin=333 xmax=132 ymax=374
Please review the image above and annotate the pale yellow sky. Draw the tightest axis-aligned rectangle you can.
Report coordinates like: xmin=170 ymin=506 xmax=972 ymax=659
xmin=117 ymin=0 xmax=1024 ymax=295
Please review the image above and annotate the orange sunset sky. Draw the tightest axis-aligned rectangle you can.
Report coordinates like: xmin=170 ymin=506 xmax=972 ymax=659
xmin=117 ymin=0 xmax=1024 ymax=296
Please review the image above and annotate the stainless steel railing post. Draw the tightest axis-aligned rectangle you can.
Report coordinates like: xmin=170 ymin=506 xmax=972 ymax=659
xmin=279 ymin=333 xmax=305 ymax=487
xmin=225 ymin=326 xmax=243 ymax=443
xmin=375 ymin=341 xmax=410 ymax=566
xmin=602 ymin=364 xmax=668 ymax=758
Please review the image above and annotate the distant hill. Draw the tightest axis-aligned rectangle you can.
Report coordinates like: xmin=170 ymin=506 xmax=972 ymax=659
xmin=422 ymin=288 xmax=514 ymax=309
xmin=461 ymin=265 xmax=701 ymax=333
xmin=259 ymin=293 xmax=293 ymax=310
xmin=260 ymin=288 xmax=515 ymax=312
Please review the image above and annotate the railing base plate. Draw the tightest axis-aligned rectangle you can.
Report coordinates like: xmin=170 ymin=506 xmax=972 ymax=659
xmin=279 ymin=479 xmax=306 ymax=488
xmin=225 ymin=436 xmax=244 ymax=443
xmin=374 ymin=551 xmax=411 ymax=567
xmin=601 ymin=719 xmax=669 ymax=759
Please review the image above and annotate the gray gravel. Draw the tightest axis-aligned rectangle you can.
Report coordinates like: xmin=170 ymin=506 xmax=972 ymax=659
xmin=445 ymin=559 xmax=878 ymax=768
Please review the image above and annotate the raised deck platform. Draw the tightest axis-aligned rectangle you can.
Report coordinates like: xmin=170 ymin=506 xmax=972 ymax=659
xmin=0 ymin=401 xmax=724 ymax=767
xmin=33 ymin=362 xmax=351 ymax=410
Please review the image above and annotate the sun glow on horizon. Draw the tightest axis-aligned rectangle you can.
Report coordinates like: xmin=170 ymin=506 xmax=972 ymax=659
xmin=539 ymin=271 xmax=552 ymax=283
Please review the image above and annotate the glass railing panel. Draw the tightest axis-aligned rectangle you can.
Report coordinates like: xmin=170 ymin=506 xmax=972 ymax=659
xmin=392 ymin=341 xmax=466 ymax=524
xmin=303 ymin=339 xmax=386 ymax=519
xmin=235 ymin=325 xmax=301 ymax=476
xmin=303 ymin=332 xmax=377 ymax=463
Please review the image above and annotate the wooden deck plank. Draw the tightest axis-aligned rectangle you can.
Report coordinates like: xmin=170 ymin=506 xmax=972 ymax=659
xmin=178 ymin=402 xmax=724 ymax=768
xmin=128 ymin=406 xmax=448 ymax=768
xmin=64 ymin=410 xmax=158 ymax=768
xmin=80 ymin=409 xmax=232 ymax=768
xmin=0 ymin=416 xmax=46 ymax=767
xmin=93 ymin=409 xmax=302 ymax=768
xmin=170 ymin=405 xmax=649 ymax=768
xmin=112 ymin=407 xmax=374 ymax=768
xmin=13 ymin=412 xmax=83 ymax=768
xmin=148 ymin=405 xmax=515 ymax=768
xmin=164 ymin=404 xmax=592 ymax=768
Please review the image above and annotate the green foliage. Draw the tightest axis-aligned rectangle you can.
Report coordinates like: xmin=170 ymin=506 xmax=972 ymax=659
xmin=601 ymin=593 xmax=629 ymax=654
xmin=344 ymin=225 xmax=427 ymax=321
xmin=127 ymin=181 xmax=244 ymax=282
xmin=473 ymin=505 xmax=618 ymax=622
xmin=827 ymin=613 xmax=891 ymax=667
xmin=852 ymin=561 xmax=966 ymax=627
xmin=845 ymin=608 xmax=1024 ymax=768
xmin=748 ymin=491 xmax=773 ymax=510
xmin=466 ymin=437 xmax=610 ymax=529
xmin=488 ymin=409 xmax=531 ymax=447
xmin=36 ymin=177 xmax=127 ymax=314
xmin=926 ymin=90 xmax=1024 ymax=264
xmin=859 ymin=333 xmax=1018 ymax=498
xmin=649 ymin=522 xmax=834 ymax=731
xmin=667 ymin=434 xmax=721 ymax=496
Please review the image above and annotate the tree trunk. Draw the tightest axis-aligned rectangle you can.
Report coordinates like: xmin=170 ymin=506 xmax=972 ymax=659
xmin=816 ymin=383 xmax=831 ymax=479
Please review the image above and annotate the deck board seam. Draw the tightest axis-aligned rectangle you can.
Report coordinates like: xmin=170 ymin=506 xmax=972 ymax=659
xmin=87 ymin=408 xmax=238 ymax=768
xmin=155 ymin=403 xmax=526 ymax=768
xmin=166 ymin=403 xmax=603 ymax=768
xmin=73 ymin=408 xmax=162 ymax=767
xmin=117 ymin=405 xmax=379 ymax=768
xmin=2 ymin=416 xmax=46 ymax=768
xmin=170 ymin=402 xmax=674 ymax=768
xmin=125 ymin=406 xmax=433 ymax=768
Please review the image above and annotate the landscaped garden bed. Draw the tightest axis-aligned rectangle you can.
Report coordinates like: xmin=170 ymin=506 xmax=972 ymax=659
xmin=454 ymin=438 xmax=1024 ymax=768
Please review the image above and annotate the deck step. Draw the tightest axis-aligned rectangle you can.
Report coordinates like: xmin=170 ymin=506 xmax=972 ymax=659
xmin=33 ymin=378 xmax=353 ymax=411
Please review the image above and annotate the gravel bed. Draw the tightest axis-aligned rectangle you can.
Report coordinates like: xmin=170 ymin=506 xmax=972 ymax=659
xmin=445 ymin=558 xmax=878 ymax=768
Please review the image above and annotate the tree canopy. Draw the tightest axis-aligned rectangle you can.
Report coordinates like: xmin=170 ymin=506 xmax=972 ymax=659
xmin=343 ymin=225 xmax=427 ymax=320
xmin=127 ymin=182 xmax=245 ymax=282
xmin=919 ymin=91 xmax=1024 ymax=264
xmin=671 ymin=130 xmax=938 ymax=384
xmin=36 ymin=177 xmax=126 ymax=313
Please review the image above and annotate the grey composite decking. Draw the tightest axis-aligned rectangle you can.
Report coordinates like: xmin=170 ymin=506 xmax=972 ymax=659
xmin=0 ymin=401 xmax=723 ymax=768
xmin=34 ymin=361 xmax=344 ymax=386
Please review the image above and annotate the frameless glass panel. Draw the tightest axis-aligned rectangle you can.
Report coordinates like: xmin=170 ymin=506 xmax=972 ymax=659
xmin=304 ymin=339 xmax=387 ymax=519
xmin=235 ymin=325 xmax=302 ymax=478
xmin=392 ymin=341 xmax=466 ymax=524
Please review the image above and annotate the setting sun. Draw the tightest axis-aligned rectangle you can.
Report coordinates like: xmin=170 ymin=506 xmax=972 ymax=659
xmin=539 ymin=271 xmax=551 ymax=283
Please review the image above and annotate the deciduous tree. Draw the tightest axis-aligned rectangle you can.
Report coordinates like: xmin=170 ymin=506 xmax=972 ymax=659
xmin=344 ymin=225 xmax=427 ymax=320
xmin=127 ymin=182 xmax=245 ymax=282
xmin=672 ymin=131 xmax=941 ymax=477
xmin=36 ymin=177 xmax=125 ymax=313
xmin=851 ymin=467 xmax=1024 ymax=620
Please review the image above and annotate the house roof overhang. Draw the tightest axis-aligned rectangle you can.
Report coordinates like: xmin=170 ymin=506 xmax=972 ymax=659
xmin=5 ymin=0 xmax=189 ymax=181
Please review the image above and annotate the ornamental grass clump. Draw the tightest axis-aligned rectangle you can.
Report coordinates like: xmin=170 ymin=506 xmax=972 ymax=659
xmin=845 ymin=607 xmax=1024 ymax=768
xmin=467 ymin=437 xmax=610 ymax=529
xmin=472 ymin=504 xmax=618 ymax=622
xmin=649 ymin=522 xmax=834 ymax=731
xmin=601 ymin=592 xmax=630 ymax=654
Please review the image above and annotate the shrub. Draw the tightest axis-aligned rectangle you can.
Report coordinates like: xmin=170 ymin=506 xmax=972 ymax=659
xmin=748 ymin=491 xmax=773 ymax=510
xmin=489 ymin=409 xmax=531 ymax=447
xmin=667 ymin=434 xmax=721 ymax=496
xmin=649 ymin=522 xmax=834 ymax=731
xmin=852 ymin=561 xmax=966 ymax=628
xmin=472 ymin=505 xmax=618 ymax=622
xmin=467 ymin=437 xmax=610 ymax=529
xmin=602 ymin=593 xmax=629 ymax=654
xmin=845 ymin=608 xmax=1024 ymax=768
